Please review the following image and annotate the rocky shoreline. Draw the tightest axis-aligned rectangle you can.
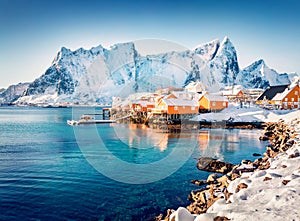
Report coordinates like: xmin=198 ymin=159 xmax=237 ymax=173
xmin=156 ymin=118 xmax=300 ymax=221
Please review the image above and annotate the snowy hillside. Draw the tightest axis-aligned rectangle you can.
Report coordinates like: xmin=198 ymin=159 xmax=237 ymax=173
xmin=14 ymin=37 xmax=293 ymax=105
xmin=236 ymin=59 xmax=290 ymax=88
xmin=0 ymin=82 xmax=30 ymax=104
xmin=194 ymin=39 xmax=220 ymax=62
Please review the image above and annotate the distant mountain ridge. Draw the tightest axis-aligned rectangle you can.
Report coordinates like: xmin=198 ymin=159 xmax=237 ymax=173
xmin=236 ymin=59 xmax=290 ymax=88
xmin=0 ymin=37 xmax=296 ymax=105
xmin=0 ymin=82 xmax=30 ymax=104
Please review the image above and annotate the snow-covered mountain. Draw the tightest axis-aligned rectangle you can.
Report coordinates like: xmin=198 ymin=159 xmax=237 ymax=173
xmin=194 ymin=39 xmax=220 ymax=62
xmin=288 ymin=72 xmax=300 ymax=82
xmin=236 ymin=59 xmax=290 ymax=88
xmin=14 ymin=37 xmax=293 ymax=105
xmin=0 ymin=82 xmax=30 ymax=104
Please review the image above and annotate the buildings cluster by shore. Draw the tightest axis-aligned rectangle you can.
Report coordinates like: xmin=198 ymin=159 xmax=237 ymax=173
xmin=109 ymin=80 xmax=300 ymax=130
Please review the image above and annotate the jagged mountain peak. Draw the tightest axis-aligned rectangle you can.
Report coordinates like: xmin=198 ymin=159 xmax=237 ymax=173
xmin=90 ymin=45 xmax=104 ymax=54
xmin=60 ymin=46 xmax=72 ymax=54
xmin=194 ymin=38 xmax=220 ymax=50
xmin=194 ymin=39 xmax=220 ymax=62
xmin=244 ymin=59 xmax=265 ymax=70
xmin=222 ymin=36 xmax=230 ymax=43
xmin=237 ymin=59 xmax=290 ymax=88
xmin=243 ymin=59 xmax=281 ymax=79
xmin=217 ymin=36 xmax=237 ymax=56
xmin=256 ymin=59 xmax=265 ymax=65
xmin=53 ymin=45 xmax=105 ymax=64
xmin=52 ymin=47 xmax=71 ymax=63
xmin=110 ymin=42 xmax=136 ymax=51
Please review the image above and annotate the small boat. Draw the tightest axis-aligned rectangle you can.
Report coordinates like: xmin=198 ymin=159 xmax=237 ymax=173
xmin=67 ymin=115 xmax=116 ymax=126
xmin=67 ymin=120 xmax=78 ymax=126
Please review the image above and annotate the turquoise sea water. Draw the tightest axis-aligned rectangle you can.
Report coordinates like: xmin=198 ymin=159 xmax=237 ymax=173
xmin=0 ymin=107 xmax=267 ymax=220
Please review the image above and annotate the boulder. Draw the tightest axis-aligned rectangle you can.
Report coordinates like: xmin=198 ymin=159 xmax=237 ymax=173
xmin=206 ymin=174 xmax=218 ymax=184
xmin=191 ymin=179 xmax=205 ymax=186
xmin=263 ymin=177 xmax=272 ymax=181
xmin=235 ymin=183 xmax=248 ymax=193
xmin=282 ymin=180 xmax=290 ymax=185
xmin=289 ymin=152 xmax=300 ymax=159
xmin=197 ymin=157 xmax=235 ymax=174
xmin=169 ymin=207 xmax=195 ymax=221
xmin=214 ymin=216 xmax=231 ymax=221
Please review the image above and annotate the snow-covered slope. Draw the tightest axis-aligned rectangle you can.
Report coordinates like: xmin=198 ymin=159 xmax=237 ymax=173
xmin=288 ymin=72 xmax=299 ymax=83
xmin=237 ymin=59 xmax=290 ymax=88
xmin=17 ymin=45 xmax=105 ymax=104
xmin=14 ymin=37 xmax=293 ymax=104
xmin=194 ymin=39 xmax=220 ymax=62
xmin=0 ymin=82 xmax=30 ymax=104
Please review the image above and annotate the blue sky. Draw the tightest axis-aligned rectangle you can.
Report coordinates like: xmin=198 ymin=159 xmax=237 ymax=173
xmin=0 ymin=0 xmax=299 ymax=88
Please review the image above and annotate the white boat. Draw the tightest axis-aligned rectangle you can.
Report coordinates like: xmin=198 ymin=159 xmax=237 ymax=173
xmin=67 ymin=120 xmax=78 ymax=126
xmin=67 ymin=115 xmax=116 ymax=126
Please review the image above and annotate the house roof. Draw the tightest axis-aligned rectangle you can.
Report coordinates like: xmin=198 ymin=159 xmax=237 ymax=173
xmin=162 ymin=98 xmax=198 ymax=107
xmin=257 ymin=85 xmax=290 ymax=101
xmin=272 ymin=85 xmax=298 ymax=101
xmin=202 ymin=94 xmax=228 ymax=102
xmin=221 ymin=85 xmax=244 ymax=96
xmin=139 ymin=100 xmax=155 ymax=107
xmin=222 ymin=89 xmax=243 ymax=96
xmin=169 ymin=91 xmax=202 ymax=100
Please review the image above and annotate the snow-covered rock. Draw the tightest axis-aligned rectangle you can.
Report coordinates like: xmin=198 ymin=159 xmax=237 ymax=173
xmin=201 ymin=119 xmax=300 ymax=221
xmin=169 ymin=207 xmax=196 ymax=221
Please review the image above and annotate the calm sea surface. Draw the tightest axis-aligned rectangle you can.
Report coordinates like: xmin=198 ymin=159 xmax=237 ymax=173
xmin=0 ymin=107 xmax=267 ymax=220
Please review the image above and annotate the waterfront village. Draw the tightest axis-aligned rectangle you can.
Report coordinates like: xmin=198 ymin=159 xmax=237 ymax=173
xmin=109 ymin=80 xmax=300 ymax=129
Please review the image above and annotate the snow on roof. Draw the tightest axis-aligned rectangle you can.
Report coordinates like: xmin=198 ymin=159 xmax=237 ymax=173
xmin=162 ymin=98 xmax=198 ymax=107
xmin=272 ymin=87 xmax=291 ymax=101
xmin=170 ymin=91 xmax=202 ymax=100
xmin=135 ymin=100 xmax=155 ymax=107
xmin=223 ymin=85 xmax=243 ymax=91
xmin=185 ymin=81 xmax=206 ymax=92
xmin=221 ymin=85 xmax=243 ymax=96
xmin=272 ymin=84 xmax=298 ymax=101
xmin=221 ymin=89 xmax=242 ymax=96
xmin=203 ymin=94 xmax=228 ymax=102
xmin=272 ymin=77 xmax=300 ymax=101
xmin=192 ymin=103 xmax=300 ymax=123
xmin=257 ymin=85 xmax=289 ymax=100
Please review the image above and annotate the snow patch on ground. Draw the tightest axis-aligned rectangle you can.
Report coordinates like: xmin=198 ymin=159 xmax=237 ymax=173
xmin=171 ymin=111 xmax=300 ymax=221
xmin=192 ymin=103 xmax=300 ymax=123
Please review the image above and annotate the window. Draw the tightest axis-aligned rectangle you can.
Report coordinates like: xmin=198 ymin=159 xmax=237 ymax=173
xmin=295 ymin=91 xmax=298 ymax=95
xmin=191 ymin=106 xmax=195 ymax=110
xmin=223 ymin=102 xmax=226 ymax=107
xmin=285 ymin=98 xmax=288 ymax=101
xmin=174 ymin=106 xmax=178 ymax=110
xmin=292 ymin=98 xmax=294 ymax=102
xmin=212 ymin=102 xmax=216 ymax=106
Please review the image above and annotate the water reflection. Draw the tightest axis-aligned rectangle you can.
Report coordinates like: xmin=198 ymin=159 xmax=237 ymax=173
xmin=111 ymin=124 xmax=266 ymax=162
xmin=198 ymin=129 xmax=266 ymax=161
xmin=112 ymin=123 xmax=184 ymax=152
xmin=197 ymin=130 xmax=209 ymax=152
